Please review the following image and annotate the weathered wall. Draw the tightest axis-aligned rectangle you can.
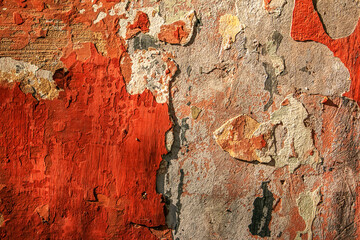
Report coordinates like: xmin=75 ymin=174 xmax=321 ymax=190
xmin=0 ymin=0 xmax=359 ymax=239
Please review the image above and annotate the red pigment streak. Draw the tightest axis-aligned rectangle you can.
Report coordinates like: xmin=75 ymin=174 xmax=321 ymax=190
xmin=264 ymin=0 xmax=272 ymax=11
xmin=0 ymin=43 xmax=172 ymax=239
xmin=13 ymin=12 xmax=23 ymax=25
xmin=126 ymin=11 xmax=150 ymax=40
xmin=291 ymin=0 xmax=360 ymax=105
xmin=158 ymin=21 xmax=189 ymax=45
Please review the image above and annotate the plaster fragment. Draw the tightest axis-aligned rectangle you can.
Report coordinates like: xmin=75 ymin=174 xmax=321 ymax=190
xmin=0 ymin=57 xmax=61 ymax=100
xmin=213 ymin=115 xmax=269 ymax=162
xmin=0 ymin=214 xmax=3 ymax=227
xmin=93 ymin=12 xmax=107 ymax=25
xmin=219 ymin=14 xmax=245 ymax=50
xmin=296 ymin=188 xmax=321 ymax=240
xmin=165 ymin=128 xmax=174 ymax=152
xmin=215 ymin=95 xmax=320 ymax=171
xmin=126 ymin=50 xmax=177 ymax=103
xmin=92 ymin=2 xmax=103 ymax=12
xmin=109 ymin=1 xmax=128 ymax=16
xmin=265 ymin=95 xmax=320 ymax=171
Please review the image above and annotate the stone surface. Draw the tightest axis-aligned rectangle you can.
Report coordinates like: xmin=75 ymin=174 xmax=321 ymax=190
xmin=0 ymin=0 xmax=359 ymax=239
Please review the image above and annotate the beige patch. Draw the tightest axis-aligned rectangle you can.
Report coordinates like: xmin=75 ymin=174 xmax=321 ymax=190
xmin=0 ymin=57 xmax=61 ymax=100
xmin=219 ymin=14 xmax=245 ymax=50
xmin=296 ymin=188 xmax=321 ymax=240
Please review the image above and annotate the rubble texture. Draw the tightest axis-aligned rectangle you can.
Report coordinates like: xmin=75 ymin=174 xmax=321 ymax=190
xmin=0 ymin=0 xmax=359 ymax=239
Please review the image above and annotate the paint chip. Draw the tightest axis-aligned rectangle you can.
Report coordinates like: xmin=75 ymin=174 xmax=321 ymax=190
xmin=214 ymin=95 xmax=321 ymax=171
xmin=191 ymin=106 xmax=202 ymax=119
xmin=213 ymin=115 xmax=269 ymax=162
xmin=0 ymin=57 xmax=62 ymax=100
xmin=219 ymin=14 xmax=245 ymax=50
xmin=158 ymin=10 xmax=197 ymax=45
xmin=126 ymin=50 xmax=177 ymax=103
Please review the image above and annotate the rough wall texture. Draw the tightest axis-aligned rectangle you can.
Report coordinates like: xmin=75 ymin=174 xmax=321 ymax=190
xmin=0 ymin=0 xmax=359 ymax=239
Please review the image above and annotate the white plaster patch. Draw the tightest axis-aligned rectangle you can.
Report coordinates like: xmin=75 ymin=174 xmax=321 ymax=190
xmin=215 ymin=95 xmax=320 ymax=172
xmin=254 ymin=95 xmax=320 ymax=172
xmin=92 ymin=2 xmax=103 ymax=12
xmin=93 ymin=11 xmax=107 ymax=24
xmin=109 ymin=1 xmax=128 ymax=16
xmin=118 ymin=7 xmax=165 ymax=40
xmin=126 ymin=50 xmax=177 ymax=103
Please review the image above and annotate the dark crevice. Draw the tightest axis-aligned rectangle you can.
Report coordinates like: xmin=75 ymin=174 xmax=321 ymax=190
xmin=248 ymin=181 xmax=274 ymax=238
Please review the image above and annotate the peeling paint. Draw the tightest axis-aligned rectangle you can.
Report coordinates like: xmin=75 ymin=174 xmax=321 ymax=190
xmin=215 ymin=95 xmax=321 ymax=171
xmin=158 ymin=10 xmax=197 ymax=45
xmin=0 ymin=57 xmax=61 ymax=100
xmin=292 ymin=0 xmax=360 ymax=105
xmin=213 ymin=115 xmax=269 ymax=162
xmin=219 ymin=14 xmax=245 ymax=50
xmin=126 ymin=49 xmax=177 ymax=103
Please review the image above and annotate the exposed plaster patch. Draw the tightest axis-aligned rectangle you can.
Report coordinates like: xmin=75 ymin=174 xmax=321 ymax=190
xmin=160 ymin=0 xmax=193 ymax=23
xmin=213 ymin=115 xmax=269 ymax=163
xmin=119 ymin=7 xmax=165 ymax=41
xmin=126 ymin=50 xmax=177 ymax=103
xmin=92 ymin=2 xmax=103 ymax=13
xmin=109 ymin=1 xmax=129 ymax=16
xmin=93 ymin=11 xmax=107 ymax=25
xmin=35 ymin=204 xmax=50 ymax=223
xmin=0 ymin=57 xmax=61 ymax=100
xmin=296 ymin=187 xmax=321 ymax=240
xmin=165 ymin=128 xmax=174 ymax=152
xmin=214 ymin=95 xmax=320 ymax=171
xmin=219 ymin=14 xmax=245 ymax=50
xmin=264 ymin=95 xmax=321 ymax=172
